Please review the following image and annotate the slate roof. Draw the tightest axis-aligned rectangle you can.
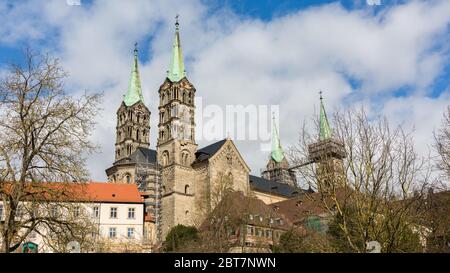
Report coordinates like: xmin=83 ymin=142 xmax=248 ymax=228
xmin=115 ymin=147 xmax=157 ymax=165
xmin=249 ymin=175 xmax=301 ymax=198
xmin=272 ymin=188 xmax=353 ymax=225
xmin=194 ymin=139 xmax=227 ymax=163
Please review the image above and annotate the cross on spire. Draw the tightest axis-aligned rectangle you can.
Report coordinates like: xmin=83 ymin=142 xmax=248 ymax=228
xmin=167 ymin=14 xmax=186 ymax=82
xmin=123 ymin=43 xmax=144 ymax=106
xmin=319 ymin=91 xmax=332 ymax=140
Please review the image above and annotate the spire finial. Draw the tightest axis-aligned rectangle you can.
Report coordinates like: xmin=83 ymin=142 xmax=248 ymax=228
xmin=271 ymin=112 xmax=285 ymax=163
xmin=124 ymin=43 xmax=144 ymax=106
xmin=319 ymin=91 xmax=332 ymax=140
xmin=167 ymin=14 xmax=186 ymax=82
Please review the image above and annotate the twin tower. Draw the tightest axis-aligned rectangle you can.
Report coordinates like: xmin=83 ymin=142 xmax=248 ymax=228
xmin=105 ymin=20 xmax=198 ymax=241
xmin=113 ymin=20 xmax=196 ymax=168
xmin=105 ymin=19 xmax=346 ymax=242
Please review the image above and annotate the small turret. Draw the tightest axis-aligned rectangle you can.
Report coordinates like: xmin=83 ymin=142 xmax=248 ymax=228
xmin=308 ymin=92 xmax=346 ymax=191
xmin=261 ymin=114 xmax=297 ymax=187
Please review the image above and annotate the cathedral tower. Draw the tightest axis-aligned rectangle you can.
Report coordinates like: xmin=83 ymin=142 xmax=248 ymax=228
xmin=114 ymin=44 xmax=151 ymax=162
xmin=157 ymin=18 xmax=197 ymax=167
xmin=157 ymin=18 xmax=198 ymax=237
xmin=261 ymin=115 xmax=297 ymax=187
xmin=308 ymin=93 xmax=346 ymax=191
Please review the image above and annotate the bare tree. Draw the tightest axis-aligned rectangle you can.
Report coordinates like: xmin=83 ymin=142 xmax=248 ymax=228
xmin=37 ymin=203 xmax=99 ymax=253
xmin=0 ymin=49 xmax=102 ymax=253
xmin=289 ymin=107 xmax=431 ymax=253
xmin=434 ymin=106 xmax=450 ymax=180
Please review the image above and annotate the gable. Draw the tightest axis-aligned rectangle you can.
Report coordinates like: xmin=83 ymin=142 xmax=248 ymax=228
xmin=193 ymin=139 xmax=227 ymax=164
xmin=208 ymin=139 xmax=251 ymax=173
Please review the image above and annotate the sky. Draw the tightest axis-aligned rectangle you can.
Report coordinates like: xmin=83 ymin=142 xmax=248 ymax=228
xmin=0 ymin=0 xmax=449 ymax=181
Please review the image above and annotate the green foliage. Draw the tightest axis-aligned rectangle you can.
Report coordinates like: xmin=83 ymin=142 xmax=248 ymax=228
xmin=274 ymin=230 xmax=304 ymax=253
xmin=164 ymin=225 xmax=199 ymax=252
xmin=327 ymin=208 xmax=423 ymax=253
xmin=274 ymin=230 xmax=334 ymax=253
xmin=327 ymin=210 xmax=365 ymax=252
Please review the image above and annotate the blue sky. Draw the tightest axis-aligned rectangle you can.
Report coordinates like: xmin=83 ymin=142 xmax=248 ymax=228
xmin=0 ymin=0 xmax=449 ymax=181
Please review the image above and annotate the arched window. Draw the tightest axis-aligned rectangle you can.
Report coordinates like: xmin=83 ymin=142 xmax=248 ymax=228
xmin=126 ymin=174 xmax=131 ymax=184
xmin=136 ymin=129 xmax=140 ymax=141
xmin=166 ymin=125 xmax=171 ymax=138
xmin=185 ymin=210 xmax=189 ymax=216
xmin=181 ymin=150 xmax=190 ymax=165
xmin=162 ymin=151 xmax=169 ymax=166
xmin=184 ymin=185 xmax=190 ymax=195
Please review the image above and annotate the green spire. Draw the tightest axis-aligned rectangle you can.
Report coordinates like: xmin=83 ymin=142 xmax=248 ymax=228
xmin=271 ymin=114 xmax=285 ymax=163
xmin=319 ymin=91 xmax=332 ymax=140
xmin=124 ymin=43 xmax=144 ymax=107
xmin=167 ymin=16 xmax=186 ymax=83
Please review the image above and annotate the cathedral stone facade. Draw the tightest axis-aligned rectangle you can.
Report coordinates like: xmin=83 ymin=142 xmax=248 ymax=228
xmin=105 ymin=20 xmax=341 ymax=243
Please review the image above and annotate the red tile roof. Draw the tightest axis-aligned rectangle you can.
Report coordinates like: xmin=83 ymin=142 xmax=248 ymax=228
xmin=79 ymin=182 xmax=144 ymax=203
xmin=3 ymin=182 xmax=144 ymax=203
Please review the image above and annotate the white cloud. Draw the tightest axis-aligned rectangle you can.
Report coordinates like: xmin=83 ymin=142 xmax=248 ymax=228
xmin=382 ymin=92 xmax=450 ymax=157
xmin=0 ymin=0 xmax=449 ymax=181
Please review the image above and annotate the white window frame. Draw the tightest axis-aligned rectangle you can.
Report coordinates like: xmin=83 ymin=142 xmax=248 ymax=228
xmin=50 ymin=206 xmax=58 ymax=218
xmin=109 ymin=227 xmax=117 ymax=239
xmin=127 ymin=227 xmax=135 ymax=239
xmin=128 ymin=207 xmax=135 ymax=219
xmin=93 ymin=206 xmax=99 ymax=218
xmin=73 ymin=206 xmax=80 ymax=217
xmin=110 ymin=207 xmax=118 ymax=219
